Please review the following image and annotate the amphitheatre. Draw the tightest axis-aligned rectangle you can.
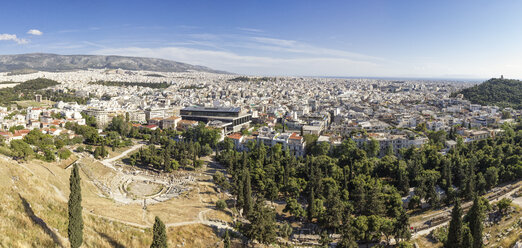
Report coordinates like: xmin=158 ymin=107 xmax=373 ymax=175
xmin=0 ymin=141 xmax=234 ymax=247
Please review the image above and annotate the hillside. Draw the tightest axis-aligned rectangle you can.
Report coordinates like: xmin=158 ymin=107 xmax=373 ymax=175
xmin=0 ymin=150 xmax=228 ymax=247
xmin=0 ymin=53 xmax=228 ymax=73
xmin=453 ymin=78 xmax=522 ymax=109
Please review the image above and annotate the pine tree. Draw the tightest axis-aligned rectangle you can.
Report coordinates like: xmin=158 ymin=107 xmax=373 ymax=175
xmin=394 ymin=208 xmax=411 ymax=241
xmin=223 ymin=230 xmax=231 ymax=248
xmin=150 ymin=216 xmax=167 ymax=248
xmin=466 ymin=196 xmax=484 ymax=248
xmin=446 ymin=200 xmax=463 ymax=248
xmin=243 ymin=198 xmax=277 ymax=244
xmin=243 ymin=168 xmax=253 ymax=217
xmin=68 ymin=163 xmax=83 ymax=248
xmin=338 ymin=216 xmax=357 ymax=248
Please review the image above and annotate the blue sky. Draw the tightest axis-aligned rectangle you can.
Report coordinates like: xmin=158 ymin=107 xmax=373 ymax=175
xmin=1 ymin=0 xmax=522 ymax=78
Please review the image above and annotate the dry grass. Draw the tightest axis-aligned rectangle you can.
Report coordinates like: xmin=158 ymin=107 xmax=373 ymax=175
xmin=0 ymin=153 xmax=229 ymax=247
xmin=168 ymin=224 xmax=223 ymax=247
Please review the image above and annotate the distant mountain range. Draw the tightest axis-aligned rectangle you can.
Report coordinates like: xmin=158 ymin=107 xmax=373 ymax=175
xmin=0 ymin=53 xmax=228 ymax=73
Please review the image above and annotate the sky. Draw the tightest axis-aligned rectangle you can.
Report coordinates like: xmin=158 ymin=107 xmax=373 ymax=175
xmin=1 ymin=0 xmax=522 ymax=79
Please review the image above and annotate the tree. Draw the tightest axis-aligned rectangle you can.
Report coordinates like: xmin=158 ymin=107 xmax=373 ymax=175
xmin=496 ymin=198 xmax=512 ymax=216
xmin=395 ymin=208 xmax=411 ymax=242
xmin=283 ymin=198 xmax=305 ymax=219
xmin=68 ymin=163 xmax=83 ymax=248
xmin=307 ymin=186 xmax=316 ymax=222
xmin=501 ymin=110 xmax=512 ymax=119
xmin=462 ymin=225 xmax=474 ymax=248
xmin=319 ymin=230 xmax=331 ymax=248
xmin=94 ymin=146 xmax=101 ymax=159
xmin=10 ymin=140 xmax=34 ymax=160
xmin=242 ymin=168 xmax=253 ymax=217
xmin=365 ymin=138 xmax=380 ymax=157
xmin=484 ymin=167 xmax=499 ymax=190
xmin=465 ymin=197 xmax=484 ymax=248
xmin=58 ymin=148 xmax=72 ymax=160
xmin=338 ymin=219 xmax=358 ymax=248
xmin=243 ymin=199 xmax=277 ymax=244
xmin=223 ymin=230 xmax=231 ymax=248
xmin=216 ymin=199 xmax=227 ymax=211
xmin=446 ymin=200 xmax=463 ymax=248
xmin=150 ymin=216 xmax=167 ymax=248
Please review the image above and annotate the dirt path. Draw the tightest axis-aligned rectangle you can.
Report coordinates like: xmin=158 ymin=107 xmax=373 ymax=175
xmin=101 ymin=143 xmax=145 ymax=170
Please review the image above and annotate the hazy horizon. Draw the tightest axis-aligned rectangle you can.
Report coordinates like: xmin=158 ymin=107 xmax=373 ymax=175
xmin=2 ymin=1 xmax=522 ymax=79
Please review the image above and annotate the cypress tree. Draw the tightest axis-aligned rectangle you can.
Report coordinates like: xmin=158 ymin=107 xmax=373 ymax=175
xmin=446 ymin=200 xmax=463 ymax=248
xmin=466 ymin=197 xmax=484 ymax=248
xmin=101 ymin=142 xmax=107 ymax=158
xmin=462 ymin=225 xmax=474 ymax=248
xmin=68 ymin=163 xmax=83 ymax=248
xmin=307 ymin=185 xmax=315 ymax=222
xmin=243 ymin=168 xmax=253 ymax=217
xmin=150 ymin=216 xmax=167 ymax=248
xmin=236 ymin=169 xmax=244 ymax=211
xmin=223 ymin=230 xmax=231 ymax=248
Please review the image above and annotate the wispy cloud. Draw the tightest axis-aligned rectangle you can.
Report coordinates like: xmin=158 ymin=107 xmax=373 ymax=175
xmin=0 ymin=33 xmax=28 ymax=44
xmin=93 ymin=46 xmax=382 ymax=76
xmin=27 ymin=29 xmax=43 ymax=36
xmin=237 ymin=27 xmax=264 ymax=33
xmin=250 ymin=37 xmax=297 ymax=47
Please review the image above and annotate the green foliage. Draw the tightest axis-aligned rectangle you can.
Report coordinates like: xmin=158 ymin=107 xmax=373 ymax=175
xmin=58 ymin=148 xmax=72 ymax=160
xmin=242 ymin=199 xmax=277 ymax=244
xmin=212 ymin=121 xmax=522 ymax=245
xmin=216 ymin=199 xmax=227 ymax=211
xmin=397 ymin=241 xmax=414 ymax=248
xmin=278 ymin=223 xmax=293 ymax=239
xmin=68 ymin=163 xmax=83 ymax=248
xmin=446 ymin=200 xmax=463 ymax=248
xmin=462 ymin=225 xmax=474 ymax=248
xmin=75 ymin=146 xmax=84 ymax=153
xmin=9 ymin=125 xmax=24 ymax=134
xmin=150 ymin=216 xmax=167 ymax=248
xmin=228 ymin=76 xmax=275 ymax=82
xmin=454 ymin=78 xmax=522 ymax=109
xmin=283 ymin=198 xmax=305 ymax=218
xmin=319 ymin=230 xmax=332 ymax=247
xmin=365 ymin=138 xmax=380 ymax=157
xmin=223 ymin=230 xmax=231 ymax=248
xmin=182 ymin=122 xmax=220 ymax=148
xmin=10 ymin=140 xmax=34 ymax=160
xmin=0 ymin=78 xmax=59 ymax=105
xmin=496 ymin=198 xmax=512 ymax=216
xmin=213 ymin=171 xmax=230 ymax=190
xmin=429 ymin=226 xmax=448 ymax=244
xmin=465 ymin=197 xmax=484 ymax=248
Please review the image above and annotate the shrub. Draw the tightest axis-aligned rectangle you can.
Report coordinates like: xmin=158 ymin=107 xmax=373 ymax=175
xmin=58 ymin=148 xmax=72 ymax=160
xmin=216 ymin=199 xmax=227 ymax=211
